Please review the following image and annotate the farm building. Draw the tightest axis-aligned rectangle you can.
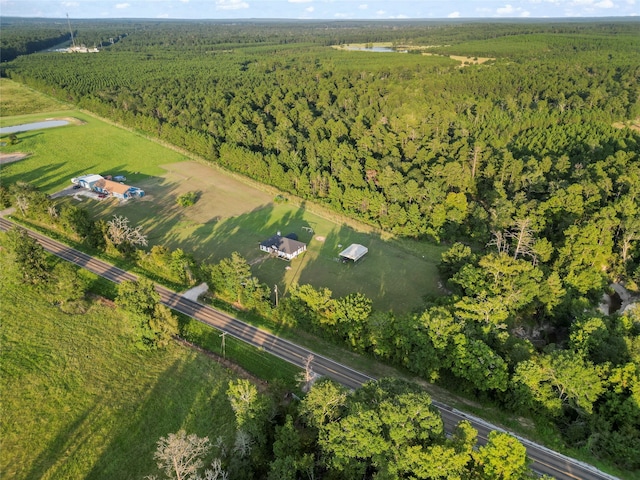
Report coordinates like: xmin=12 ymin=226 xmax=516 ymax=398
xmin=71 ymin=174 xmax=103 ymax=190
xmin=71 ymin=174 xmax=144 ymax=199
xmin=260 ymin=233 xmax=307 ymax=261
xmin=339 ymin=244 xmax=368 ymax=262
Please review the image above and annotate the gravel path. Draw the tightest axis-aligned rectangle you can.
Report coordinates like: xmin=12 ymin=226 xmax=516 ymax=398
xmin=182 ymin=282 xmax=209 ymax=301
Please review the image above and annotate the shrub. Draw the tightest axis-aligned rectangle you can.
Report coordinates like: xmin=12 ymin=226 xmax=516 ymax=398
xmin=176 ymin=191 xmax=198 ymax=207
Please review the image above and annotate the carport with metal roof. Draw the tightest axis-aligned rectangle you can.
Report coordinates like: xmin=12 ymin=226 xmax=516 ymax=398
xmin=339 ymin=243 xmax=368 ymax=262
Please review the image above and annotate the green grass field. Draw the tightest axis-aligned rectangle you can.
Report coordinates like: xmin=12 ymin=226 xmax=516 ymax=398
xmin=0 ymin=253 xmax=239 ymax=480
xmin=1 ymin=79 xmax=445 ymax=313
xmin=0 ymin=78 xmax=72 ymax=116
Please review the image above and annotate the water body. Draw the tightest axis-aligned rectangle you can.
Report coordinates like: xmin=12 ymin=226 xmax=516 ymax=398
xmin=0 ymin=120 xmax=70 ymax=134
xmin=344 ymin=46 xmax=397 ymax=52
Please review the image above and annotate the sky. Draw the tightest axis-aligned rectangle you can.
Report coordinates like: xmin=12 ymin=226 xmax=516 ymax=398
xmin=1 ymin=0 xmax=638 ymax=20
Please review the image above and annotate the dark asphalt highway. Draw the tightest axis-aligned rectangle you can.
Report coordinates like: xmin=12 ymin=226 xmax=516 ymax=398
xmin=0 ymin=217 xmax=619 ymax=480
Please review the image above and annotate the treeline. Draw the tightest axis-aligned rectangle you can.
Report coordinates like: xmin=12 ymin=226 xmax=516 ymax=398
xmin=0 ymin=229 xmax=542 ymax=480
xmin=5 ymin=23 xmax=638 ymax=288
xmin=0 ymin=24 xmax=69 ymax=62
xmin=2 ymin=226 xmax=540 ymax=479
xmin=145 ymin=377 xmax=542 ymax=480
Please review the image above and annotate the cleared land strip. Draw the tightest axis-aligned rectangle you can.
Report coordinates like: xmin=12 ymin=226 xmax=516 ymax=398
xmin=0 ymin=216 xmax=619 ymax=480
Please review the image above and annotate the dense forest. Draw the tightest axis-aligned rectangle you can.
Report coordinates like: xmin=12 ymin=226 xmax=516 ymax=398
xmin=2 ymin=18 xmax=640 ymax=475
xmin=0 ymin=19 xmax=69 ymax=62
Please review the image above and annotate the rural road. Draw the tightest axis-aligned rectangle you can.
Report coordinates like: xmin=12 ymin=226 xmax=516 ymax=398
xmin=0 ymin=217 xmax=619 ymax=480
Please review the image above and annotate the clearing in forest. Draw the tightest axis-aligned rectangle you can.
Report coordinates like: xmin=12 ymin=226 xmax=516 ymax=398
xmin=2 ymin=106 xmax=443 ymax=313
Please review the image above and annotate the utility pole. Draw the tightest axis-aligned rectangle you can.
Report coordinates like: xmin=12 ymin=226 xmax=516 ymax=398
xmin=274 ymin=284 xmax=278 ymax=307
xmin=219 ymin=332 xmax=227 ymax=358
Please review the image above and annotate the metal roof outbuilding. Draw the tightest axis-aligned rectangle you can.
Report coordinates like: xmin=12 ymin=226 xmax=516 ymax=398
xmin=339 ymin=244 xmax=368 ymax=262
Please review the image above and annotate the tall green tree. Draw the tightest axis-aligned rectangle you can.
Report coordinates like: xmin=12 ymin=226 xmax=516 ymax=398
xmin=116 ymin=277 xmax=160 ymax=317
xmin=473 ymin=431 xmax=530 ymax=480
xmin=5 ymin=226 xmax=49 ymax=285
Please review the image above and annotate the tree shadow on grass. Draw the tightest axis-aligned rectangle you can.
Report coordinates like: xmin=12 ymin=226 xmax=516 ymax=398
xmin=22 ymin=402 xmax=101 ymax=480
xmin=84 ymin=352 xmax=234 ymax=480
xmin=294 ymin=220 xmax=439 ymax=314
xmin=2 ymin=162 xmax=67 ymax=190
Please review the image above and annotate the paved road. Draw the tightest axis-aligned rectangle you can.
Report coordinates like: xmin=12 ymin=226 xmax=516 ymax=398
xmin=0 ymin=217 xmax=619 ymax=480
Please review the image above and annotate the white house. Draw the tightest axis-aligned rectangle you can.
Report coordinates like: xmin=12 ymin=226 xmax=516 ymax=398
xmin=260 ymin=234 xmax=307 ymax=261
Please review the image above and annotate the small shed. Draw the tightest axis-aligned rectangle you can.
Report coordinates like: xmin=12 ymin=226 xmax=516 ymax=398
xmin=260 ymin=234 xmax=307 ymax=261
xmin=339 ymin=244 xmax=368 ymax=262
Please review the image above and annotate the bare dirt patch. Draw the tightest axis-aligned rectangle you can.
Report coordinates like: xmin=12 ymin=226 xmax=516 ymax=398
xmin=54 ymin=116 xmax=85 ymax=126
xmin=422 ymin=52 xmax=494 ymax=66
xmin=315 ymin=236 xmax=326 ymax=242
xmin=448 ymin=54 xmax=494 ymax=65
xmin=0 ymin=152 xmax=30 ymax=165
xmin=153 ymin=161 xmax=274 ymax=223
xmin=613 ymin=118 xmax=640 ymax=132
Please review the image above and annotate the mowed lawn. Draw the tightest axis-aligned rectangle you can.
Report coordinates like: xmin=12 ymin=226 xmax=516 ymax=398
xmin=1 ymin=79 xmax=444 ymax=313
xmin=0 ymin=110 xmax=189 ymax=193
xmin=0 ymin=255 xmax=238 ymax=480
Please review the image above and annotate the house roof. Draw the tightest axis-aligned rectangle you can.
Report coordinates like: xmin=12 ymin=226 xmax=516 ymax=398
xmin=339 ymin=243 xmax=368 ymax=261
xmin=95 ymin=178 xmax=133 ymax=195
xmin=76 ymin=174 xmax=104 ymax=184
xmin=260 ymin=234 xmax=306 ymax=255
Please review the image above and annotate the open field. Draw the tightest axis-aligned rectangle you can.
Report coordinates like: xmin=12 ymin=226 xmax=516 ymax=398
xmin=1 ymin=104 xmax=444 ymax=312
xmin=0 ymin=78 xmax=71 ymax=117
xmin=0 ymin=111 xmax=189 ymax=193
xmin=0 ymin=253 xmax=238 ymax=480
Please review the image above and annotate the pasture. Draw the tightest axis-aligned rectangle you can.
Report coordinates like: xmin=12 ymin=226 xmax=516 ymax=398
xmin=0 ymin=253 xmax=239 ymax=480
xmin=1 ymin=79 xmax=444 ymax=312
xmin=0 ymin=78 xmax=71 ymax=116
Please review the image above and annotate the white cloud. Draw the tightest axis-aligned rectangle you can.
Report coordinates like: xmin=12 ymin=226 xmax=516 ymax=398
xmin=520 ymin=9 xmax=531 ymax=16
xmin=61 ymin=1 xmax=80 ymax=7
xmin=448 ymin=11 xmax=461 ymax=17
xmin=157 ymin=13 xmax=169 ymax=17
xmin=334 ymin=12 xmax=348 ymax=17
xmin=288 ymin=0 xmax=311 ymax=3
xmin=595 ymin=0 xmax=614 ymax=6
xmin=376 ymin=9 xmax=385 ymax=14
xmin=497 ymin=4 xmax=516 ymax=14
xmin=216 ymin=0 xmax=249 ymax=10
xmin=359 ymin=3 xmax=368 ymax=9
xmin=305 ymin=6 xmax=314 ymax=12
xmin=115 ymin=3 xmax=130 ymax=9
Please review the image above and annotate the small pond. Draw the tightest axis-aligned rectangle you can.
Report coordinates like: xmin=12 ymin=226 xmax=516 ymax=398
xmin=0 ymin=120 xmax=70 ymax=135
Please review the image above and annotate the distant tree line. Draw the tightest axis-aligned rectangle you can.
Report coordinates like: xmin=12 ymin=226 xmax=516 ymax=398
xmin=0 ymin=27 xmax=69 ymax=63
